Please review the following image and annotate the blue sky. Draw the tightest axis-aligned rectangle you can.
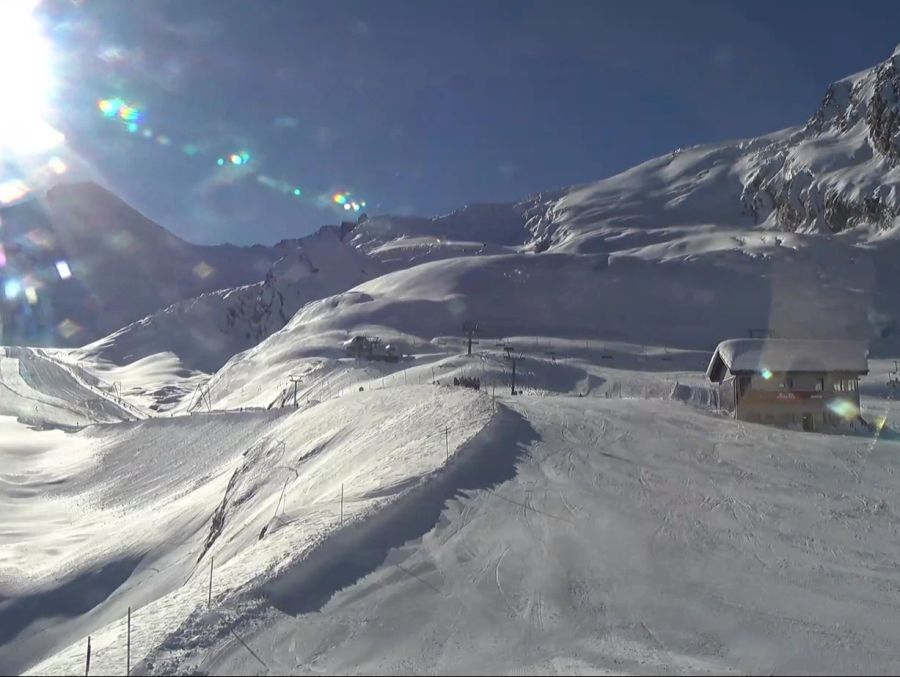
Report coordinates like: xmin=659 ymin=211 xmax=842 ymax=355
xmin=38 ymin=0 xmax=900 ymax=245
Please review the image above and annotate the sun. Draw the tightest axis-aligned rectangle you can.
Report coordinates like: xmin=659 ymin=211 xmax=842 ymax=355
xmin=0 ymin=0 xmax=64 ymax=156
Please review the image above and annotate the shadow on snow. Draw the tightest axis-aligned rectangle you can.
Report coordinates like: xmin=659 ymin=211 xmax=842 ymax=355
xmin=262 ymin=405 xmax=539 ymax=616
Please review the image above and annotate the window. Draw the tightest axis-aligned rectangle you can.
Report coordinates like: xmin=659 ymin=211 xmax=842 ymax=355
xmin=815 ymin=378 xmax=824 ymax=391
xmin=835 ymin=379 xmax=857 ymax=392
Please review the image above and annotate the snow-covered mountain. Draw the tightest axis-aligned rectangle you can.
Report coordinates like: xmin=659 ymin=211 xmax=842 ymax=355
xmin=56 ymin=44 xmax=900 ymax=412
xmin=0 ymin=182 xmax=280 ymax=347
xmin=74 ymin=223 xmax=384 ymax=376
xmin=536 ymin=45 xmax=900 ymax=253
xmin=125 ymin=43 xmax=900 ymax=415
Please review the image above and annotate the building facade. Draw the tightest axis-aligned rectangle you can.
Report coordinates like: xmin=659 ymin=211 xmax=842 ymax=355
xmin=706 ymin=339 xmax=868 ymax=431
xmin=343 ymin=335 xmax=399 ymax=363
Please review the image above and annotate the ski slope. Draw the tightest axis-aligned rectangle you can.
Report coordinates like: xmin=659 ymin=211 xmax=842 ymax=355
xmin=158 ymin=396 xmax=900 ymax=674
xmin=3 ymin=381 xmax=493 ymax=676
xmin=0 ymin=347 xmax=137 ymax=428
xmin=25 ymin=387 xmax=900 ymax=676
xmin=0 ymin=406 xmax=289 ymax=675
xmin=7 ymin=329 xmax=900 ymax=675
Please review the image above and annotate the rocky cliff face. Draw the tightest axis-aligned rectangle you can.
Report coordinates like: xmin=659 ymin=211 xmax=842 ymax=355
xmin=737 ymin=46 xmax=900 ymax=235
xmin=223 ymin=224 xmax=381 ymax=346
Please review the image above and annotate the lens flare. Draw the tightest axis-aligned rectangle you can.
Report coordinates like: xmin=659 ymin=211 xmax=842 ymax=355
xmin=119 ymin=105 xmax=141 ymax=122
xmin=331 ymin=191 xmax=367 ymax=212
xmin=98 ymin=98 xmax=144 ymax=135
xmin=94 ymin=94 xmax=372 ymax=213
xmin=760 ymin=368 xmax=773 ymax=380
xmin=47 ymin=156 xmax=67 ymax=175
xmin=24 ymin=286 xmax=38 ymax=304
xmin=98 ymin=98 xmax=122 ymax=117
xmin=55 ymin=260 xmax=72 ymax=279
xmin=57 ymin=318 xmax=81 ymax=339
xmin=193 ymin=261 xmax=214 ymax=279
xmin=827 ymin=398 xmax=859 ymax=420
xmin=0 ymin=180 xmax=30 ymax=205
xmin=4 ymin=279 xmax=21 ymax=299
xmin=27 ymin=229 xmax=54 ymax=249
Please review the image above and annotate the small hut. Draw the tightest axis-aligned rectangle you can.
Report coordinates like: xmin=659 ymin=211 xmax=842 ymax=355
xmin=706 ymin=339 xmax=868 ymax=431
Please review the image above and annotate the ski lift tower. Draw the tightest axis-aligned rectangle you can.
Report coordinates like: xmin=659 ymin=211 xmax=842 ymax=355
xmin=289 ymin=374 xmax=304 ymax=408
xmin=504 ymin=344 xmax=524 ymax=395
xmin=463 ymin=321 xmax=479 ymax=356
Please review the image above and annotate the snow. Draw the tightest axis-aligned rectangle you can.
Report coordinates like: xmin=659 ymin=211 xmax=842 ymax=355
xmin=38 ymin=393 xmax=900 ymax=676
xmin=708 ymin=338 xmax=870 ymax=379
xmin=55 ymin=223 xmax=387 ymax=411
xmin=0 ymin=323 xmax=500 ymax=675
xmin=8 ymin=319 xmax=900 ymax=675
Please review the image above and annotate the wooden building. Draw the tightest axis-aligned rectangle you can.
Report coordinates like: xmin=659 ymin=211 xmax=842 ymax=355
xmin=706 ymin=339 xmax=868 ymax=431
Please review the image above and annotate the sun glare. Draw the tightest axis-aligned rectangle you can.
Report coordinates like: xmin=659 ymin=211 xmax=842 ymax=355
xmin=0 ymin=1 xmax=64 ymax=155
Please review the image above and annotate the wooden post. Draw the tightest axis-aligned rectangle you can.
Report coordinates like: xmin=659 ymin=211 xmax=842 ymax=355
xmin=445 ymin=426 xmax=449 ymax=463
xmin=492 ymin=382 xmax=496 ymax=412
xmin=340 ymin=483 xmax=344 ymax=525
xmin=85 ymin=636 xmax=91 ymax=676
xmin=208 ymin=557 xmax=214 ymax=607
xmin=126 ymin=606 xmax=131 ymax=676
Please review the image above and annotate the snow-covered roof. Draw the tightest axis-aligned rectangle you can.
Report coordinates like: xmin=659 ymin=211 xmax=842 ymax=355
xmin=706 ymin=339 xmax=869 ymax=381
